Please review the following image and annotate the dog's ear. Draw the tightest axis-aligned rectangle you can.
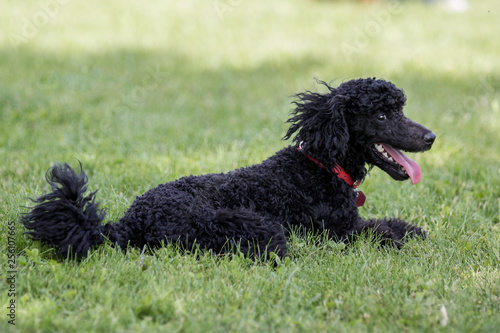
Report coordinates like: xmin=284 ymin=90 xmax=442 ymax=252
xmin=284 ymin=89 xmax=350 ymax=164
xmin=325 ymin=94 xmax=350 ymax=161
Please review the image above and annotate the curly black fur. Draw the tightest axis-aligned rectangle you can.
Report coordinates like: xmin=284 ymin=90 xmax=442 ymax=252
xmin=22 ymin=163 xmax=107 ymax=258
xmin=21 ymin=78 xmax=436 ymax=259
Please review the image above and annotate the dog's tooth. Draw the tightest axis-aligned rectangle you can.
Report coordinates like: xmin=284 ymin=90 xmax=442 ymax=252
xmin=382 ymin=152 xmax=389 ymax=158
xmin=375 ymin=144 xmax=384 ymax=152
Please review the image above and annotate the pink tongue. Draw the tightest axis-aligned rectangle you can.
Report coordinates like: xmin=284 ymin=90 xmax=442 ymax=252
xmin=381 ymin=144 xmax=422 ymax=185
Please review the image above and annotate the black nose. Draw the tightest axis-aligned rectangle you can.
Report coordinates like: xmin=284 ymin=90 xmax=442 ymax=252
xmin=424 ymin=132 xmax=436 ymax=146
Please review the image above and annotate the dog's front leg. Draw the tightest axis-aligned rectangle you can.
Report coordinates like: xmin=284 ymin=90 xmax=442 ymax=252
xmin=351 ymin=218 xmax=426 ymax=248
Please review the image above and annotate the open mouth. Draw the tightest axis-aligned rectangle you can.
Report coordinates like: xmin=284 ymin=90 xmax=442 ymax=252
xmin=372 ymin=143 xmax=422 ymax=184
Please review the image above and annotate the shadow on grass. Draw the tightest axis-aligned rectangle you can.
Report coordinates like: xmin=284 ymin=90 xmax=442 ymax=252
xmin=1 ymin=46 xmax=498 ymax=171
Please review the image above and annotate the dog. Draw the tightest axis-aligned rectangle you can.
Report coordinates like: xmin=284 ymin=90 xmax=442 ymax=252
xmin=21 ymin=78 xmax=436 ymax=259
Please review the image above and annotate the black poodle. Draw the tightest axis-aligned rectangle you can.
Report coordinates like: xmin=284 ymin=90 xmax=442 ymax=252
xmin=21 ymin=78 xmax=436 ymax=259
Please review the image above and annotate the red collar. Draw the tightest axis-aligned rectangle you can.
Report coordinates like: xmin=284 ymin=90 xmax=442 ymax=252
xmin=297 ymin=143 xmax=365 ymax=207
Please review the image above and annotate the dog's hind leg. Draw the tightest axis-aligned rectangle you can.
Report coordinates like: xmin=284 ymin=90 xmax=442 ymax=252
xmin=117 ymin=204 xmax=288 ymax=259
xmin=209 ymin=208 xmax=287 ymax=259
xmin=349 ymin=218 xmax=426 ymax=248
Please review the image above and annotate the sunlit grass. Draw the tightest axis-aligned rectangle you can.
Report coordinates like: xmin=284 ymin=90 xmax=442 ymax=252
xmin=0 ymin=0 xmax=499 ymax=332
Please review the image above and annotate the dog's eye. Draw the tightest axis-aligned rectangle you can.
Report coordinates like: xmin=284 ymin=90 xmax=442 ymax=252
xmin=377 ymin=114 xmax=387 ymax=122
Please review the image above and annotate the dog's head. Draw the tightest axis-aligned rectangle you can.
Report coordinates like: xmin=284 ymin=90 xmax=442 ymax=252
xmin=284 ymin=78 xmax=436 ymax=184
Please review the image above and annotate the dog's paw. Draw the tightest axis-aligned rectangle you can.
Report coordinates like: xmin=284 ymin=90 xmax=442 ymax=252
xmin=361 ymin=218 xmax=426 ymax=249
xmin=404 ymin=224 xmax=426 ymax=240
xmin=387 ymin=219 xmax=426 ymax=240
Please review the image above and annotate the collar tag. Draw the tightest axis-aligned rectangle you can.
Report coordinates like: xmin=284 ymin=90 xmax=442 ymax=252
xmin=355 ymin=190 xmax=366 ymax=207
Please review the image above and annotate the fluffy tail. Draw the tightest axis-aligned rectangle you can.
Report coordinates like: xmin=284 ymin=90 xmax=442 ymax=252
xmin=21 ymin=163 xmax=111 ymax=258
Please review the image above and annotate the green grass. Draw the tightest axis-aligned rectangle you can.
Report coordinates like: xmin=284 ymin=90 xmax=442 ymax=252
xmin=1 ymin=0 xmax=499 ymax=331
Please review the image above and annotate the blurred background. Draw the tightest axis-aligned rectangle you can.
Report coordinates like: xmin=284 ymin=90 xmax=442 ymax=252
xmin=0 ymin=0 xmax=498 ymax=220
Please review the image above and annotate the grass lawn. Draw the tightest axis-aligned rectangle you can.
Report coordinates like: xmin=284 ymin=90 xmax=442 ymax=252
xmin=1 ymin=0 xmax=499 ymax=331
